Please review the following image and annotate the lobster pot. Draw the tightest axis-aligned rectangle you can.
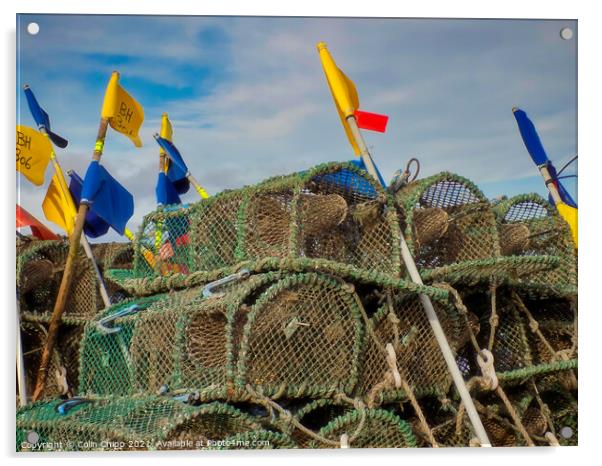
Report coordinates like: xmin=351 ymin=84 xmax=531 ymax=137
xmin=92 ymin=242 xmax=134 ymax=302
xmin=133 ymin=205 xmax=195 ymax=277
xmin=106 ymin=162 xmax=402 ymax=297
xmin=19 ymin=322 xmax=67 ymax=402
xmin=17 ymin=397 xmax=262 ymax=451
xmin=358 ymin=291 xmax=464 ymax=402
xmin=78 ymin=287 xmax=219 ymax=397
xmin=395 ymin=172 xmax=499 ymax=284
xmin=289 ymin=399 xmax=354 ymax=447
xmin=431 ymin=410 xmax=523 ymax=447
xmin=236 ymin=273 xmax=364 ymax=398
xmin=478 ymin=295 xmax=533 ymax=373
xmin=521 ymin=296 xmax=577 ymax=366
xmin=307 ymin=409 xmax=417 ymax=448
xmin=17 ymin=240 xmax=101 ymax=323
xmin=494 ymin=194 xmax=577 ymax=297
xmin=541 ymin=389 xmax=578 ymax=446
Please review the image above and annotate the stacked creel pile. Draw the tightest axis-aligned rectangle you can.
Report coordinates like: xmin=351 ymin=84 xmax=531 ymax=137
xmin=17 ymin=240 xmax=134 ymax=401
xmin=17 ymin=162 xmax=577 ymax=450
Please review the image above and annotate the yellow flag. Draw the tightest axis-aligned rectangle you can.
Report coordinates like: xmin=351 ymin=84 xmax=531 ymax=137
xmin=556 ymin=202 xmax=578 ymax=248
xmin=317 ymin=42 xmax=361 ymax=155
xmin=159 ymin=112 xmax=173 ymax=163
xmin=16 ymin=125 xmax=53 ymax=186
xmin=101 ymin=71 xmax=144 ymax=147
xmin=42 ymin=172 xmax=77 ymax=235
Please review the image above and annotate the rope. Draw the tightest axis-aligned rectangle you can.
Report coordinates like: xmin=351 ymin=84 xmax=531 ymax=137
xmin=244 ymin=384 xmax=341 ymax=447
xmin=545 ymin=432 xmax=560 ymax=446
xmin=488 ymin=282 xmax=498 ymax=352
xmin=438 ymin=284 xmax=535 ymax=446
xmin=512 ymin=291 xmax=577 ymax=390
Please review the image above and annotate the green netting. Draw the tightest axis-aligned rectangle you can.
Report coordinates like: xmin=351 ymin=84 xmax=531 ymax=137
xmin=357 ymin=291 xmax=464 ymax=401
xmin=17 ymin=240 xmax=101 ymax=324
xmin=79 ymin=272 xmax=399 ymax=400
xmin=493 ymin=194 xmax=577 ymax=297
xmin=17 ymin=397 xmax=263 ymax=451
xmin=396 ymin=173 xmax=559 ymax=286
xmin=16 ymin=164 xmax=578 ymax=450
xmin=307 ymin=408 xmax=417 ymax=448
xmin=106 ymin=162 xmax=403 ymax=295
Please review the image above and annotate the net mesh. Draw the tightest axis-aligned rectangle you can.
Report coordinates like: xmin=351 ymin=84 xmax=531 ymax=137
xmin=494 ymin=194 xmax=577 ymax=297
xmin=16 ymin=164 xmax=578 ymax=450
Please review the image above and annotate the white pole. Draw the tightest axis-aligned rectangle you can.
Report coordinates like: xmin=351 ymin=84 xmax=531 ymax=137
xmin=346 ymin=114 xmax=492 ymax=447
xmin=16 ymin=293 xmax=28 ymax=407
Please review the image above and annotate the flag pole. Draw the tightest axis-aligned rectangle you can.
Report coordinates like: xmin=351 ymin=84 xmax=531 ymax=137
xmin=32 ymin=117 xmax=109 ymax=401
xmin=345 ymin=114 xmax=492 ymax=447
xmin=186 ymin=173 xmax=209 ymax=199
xmin=48 ymin=154 xmax=112 ymax=308
xmin=23 ymin=85 xmax=112 ymax=307
xmin=16 ymin=292 xmax=28 ymax=407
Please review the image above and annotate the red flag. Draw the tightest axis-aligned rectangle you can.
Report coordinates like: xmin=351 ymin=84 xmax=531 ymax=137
xmin=354 ymin=110 xmax=389 ymax=133
xmin=16 ymin=205 xmax=60 ymax=240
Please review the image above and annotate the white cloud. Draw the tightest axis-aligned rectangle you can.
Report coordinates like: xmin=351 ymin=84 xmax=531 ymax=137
xmin=17 ymin=16 xmax=577 ymax=242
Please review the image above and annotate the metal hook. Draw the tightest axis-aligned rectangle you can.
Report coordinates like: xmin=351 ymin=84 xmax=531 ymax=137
xmin=96 ymin=304 xmax=140 ymax=334
xmin=388 ymin=157 xmax=421 ymax=194
xmin=202 ymin=269 xmax=251 ymax=299
xmin=56 ymin=397 xmax=91 ymax=415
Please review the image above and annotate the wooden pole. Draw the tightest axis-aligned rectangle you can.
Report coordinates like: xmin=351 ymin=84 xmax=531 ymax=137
xmin=32 ymin=118 xmax=109 ymax=401
xmin=50 ymin=156 xmax=112 ymax=308
xmin=345 ymin=114 xmax=492 ymax=447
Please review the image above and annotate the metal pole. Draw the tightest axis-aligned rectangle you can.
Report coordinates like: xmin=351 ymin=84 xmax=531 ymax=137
xmin=32 ymin=118 xmax=109 ymax=402
xmin=346 ymin=114 xmax=491 ymax=446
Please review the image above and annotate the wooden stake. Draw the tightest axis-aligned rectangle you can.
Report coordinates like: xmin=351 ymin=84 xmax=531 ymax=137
xmin=32 ymin=118 xmax=109 ymax=401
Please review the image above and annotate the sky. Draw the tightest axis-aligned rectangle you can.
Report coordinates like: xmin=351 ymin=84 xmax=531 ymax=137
xmin=16 ymin=15 xmax=577 ymax=242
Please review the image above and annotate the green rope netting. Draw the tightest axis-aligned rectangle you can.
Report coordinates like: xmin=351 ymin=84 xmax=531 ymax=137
xmin=17 ymin=397 xmax=264 ymax=451
xmin=17 ymin=240 xmax=101 ymax=324
xmin=395 ymin=172 xmax=563 ymax=287
xmin=308 ymin=408 xmax=417 ymax=448
xmin=16 ymin=163 xmax=578 ymax=450
xmin=106 ymin=162 xmax=404 ymax=295
xmin=493 ymin=194 xmax=577 ymax=297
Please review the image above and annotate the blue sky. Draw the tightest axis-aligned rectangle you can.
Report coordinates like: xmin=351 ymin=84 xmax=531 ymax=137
xmin=16 ymin=15 xmax=577 ymax=242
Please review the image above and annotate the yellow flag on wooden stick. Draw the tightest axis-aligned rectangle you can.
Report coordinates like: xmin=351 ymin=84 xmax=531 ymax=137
xmin=317 ymin=42 xmax=361 ymax=155
xmin=159 ymin=112 xmax=173 ymax=161
xmin=42 ymin=172 xmax=77 ymax=235
xmin=16 ymin=125 xmax=53 ymax=186
xmin=101 ymin=71 xmax=144 ymax=147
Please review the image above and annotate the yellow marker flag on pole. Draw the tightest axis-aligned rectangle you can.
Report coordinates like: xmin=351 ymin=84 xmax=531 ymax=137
xmin=16 ymin=125 xmax=53 ymax=186
xmin=317 ymin=42 xmax=361 ymax=155
xmin=42 ymin=172 xmax=77 ymax=235
xmin=160 ymin=112 xmax=173 ymax=169
xmin=101 ymin=71 xmax=144 ymax=147
xmin=556 ymin=202 xmax=578 ymax=248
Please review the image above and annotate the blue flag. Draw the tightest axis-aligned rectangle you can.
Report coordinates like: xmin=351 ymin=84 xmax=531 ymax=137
xmin=155 ymin=136 xmax=190 ymax=194
xmin=68 ymin=171 xmax=111 ymax=238
xmin=349 ymin=158 xmax=387 ymax=188
xmin=80 ymin=161 xmax=134 ymax=235
xmin=513 ymin=108 xmax=577 ymax=208
xmin=23 ymin=86 xmax=69 ymax=149
xmin=156 ymin=172 xmax=182 ymax=206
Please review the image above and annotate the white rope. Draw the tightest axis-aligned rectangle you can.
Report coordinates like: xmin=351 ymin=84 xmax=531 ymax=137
xmin=340 ymin=433 xmax=350 ymax=448
xmin=385 ymin=343 xmax=402 ymax=388
xmin=476 ymin=349 xmax=498 ymax=390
